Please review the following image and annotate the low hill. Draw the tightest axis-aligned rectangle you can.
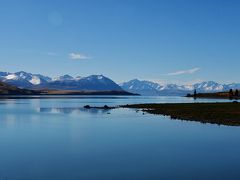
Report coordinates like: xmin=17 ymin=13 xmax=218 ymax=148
xmin=0 ymin=81 xmax=36 ymax=95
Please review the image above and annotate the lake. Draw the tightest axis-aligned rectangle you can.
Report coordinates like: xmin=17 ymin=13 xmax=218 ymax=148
xmin=0 ymin=96 xmax=239 ymax=180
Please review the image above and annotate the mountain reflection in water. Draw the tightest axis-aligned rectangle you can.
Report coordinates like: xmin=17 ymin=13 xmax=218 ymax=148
xmin=39 ymin=107 xmax=111 ymax=114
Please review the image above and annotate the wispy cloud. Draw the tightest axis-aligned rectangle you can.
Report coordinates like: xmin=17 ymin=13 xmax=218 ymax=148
xmin=47 ymin=52 xmax=58 ymax=56
xmin=69 ymin=52 xmax=91 ymax=60
xmin=17 ymin=49 xmax=59 ymax=57
xmin=166 ymin=67 xmax=200 ymax=76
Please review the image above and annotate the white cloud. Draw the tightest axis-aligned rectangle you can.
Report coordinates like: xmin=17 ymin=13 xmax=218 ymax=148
xmin=166 ymin=68 xmax=200 ymax=76
xmin=69 ymin=53 xmax=91 ymax=60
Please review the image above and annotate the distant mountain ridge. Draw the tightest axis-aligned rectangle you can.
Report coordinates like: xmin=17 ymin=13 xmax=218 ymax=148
xmin=120 ymin=79 xmax=240 ymax=96
xmin=1 ymin=71 xmax=239 ymax=96
xmin=0 ymin=71 xmax=122 ymax=91
xmin=0 ymin=71 xmax=51 ymax=89
xmin=36 ymin=75 xmax=122 ymax=91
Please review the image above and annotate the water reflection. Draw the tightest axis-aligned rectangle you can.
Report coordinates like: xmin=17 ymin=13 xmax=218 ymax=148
xmin=39 ymin=107 xmax=112 ymax=114
xmin=1 ymin=97 xmax=240 ymax=180
xmin=0 ymin=99 xmax=29 ymax=105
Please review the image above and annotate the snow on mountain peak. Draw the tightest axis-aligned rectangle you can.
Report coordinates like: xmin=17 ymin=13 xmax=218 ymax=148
xmin=29 ymin=76 xmax=41 ymax=85
xmin=86 ymin=75 xmax=106 ymax=81
xmin=53 ymin=75 xmax=74 ymax=81
xmin=5 ymin=74 xmax=18 ymax=80
xmin=97 ymin=75 xmax=104 ymax=80
xmin=75 ymin=76 xmax=82 ymax=80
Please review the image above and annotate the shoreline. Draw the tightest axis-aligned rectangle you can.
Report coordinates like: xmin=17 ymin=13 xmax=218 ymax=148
xmin=120 ymin=102 xmax=240 ymax=126
xmin=186 ymin=92 xmax=240 ymax=100
xmin=83 ymin=102 xmax=240 ymax=126
xmin=0 ymin=90 xmax=139 ymax=97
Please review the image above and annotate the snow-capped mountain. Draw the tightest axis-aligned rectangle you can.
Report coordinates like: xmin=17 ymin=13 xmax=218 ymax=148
xmin=0 ymin=71 xmax=51 ymax=88
xmin=193 ymin=81 xmax=224 ymax=92
xmin=53 ymin=75 xmax=74 ymax=81
xmin=227 ymin=83 xmax=240 ymax=90
xmin=120 ymin=79 xmax=240 ymax=96
xmin=1 ymin=71 xmax=240 ymax=95
xmin=120 ymin=79 xmax=163 ymax=96
xmin=0 ymin=71 xmax=122 ymax=91
xmin=14 ymin=71 xmax=52 ymax=84
xmin=38 ymin=75 xmax=122 ymax=91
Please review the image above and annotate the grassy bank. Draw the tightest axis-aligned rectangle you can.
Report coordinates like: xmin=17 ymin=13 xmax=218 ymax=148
xmin=121 ymin=102 xmax=240 ymax=126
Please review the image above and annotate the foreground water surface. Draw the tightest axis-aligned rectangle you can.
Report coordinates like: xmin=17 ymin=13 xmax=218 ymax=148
xmin=0 ymin=96 xmax=239 ymax=180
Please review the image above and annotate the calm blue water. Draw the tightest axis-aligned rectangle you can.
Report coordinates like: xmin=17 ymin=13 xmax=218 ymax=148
xmin=0 ymin=96 xmax=239 ymax=180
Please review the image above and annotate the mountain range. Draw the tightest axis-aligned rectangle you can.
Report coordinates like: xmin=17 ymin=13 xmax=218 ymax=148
xmin=0 ymin=71 xmax=239 ymax=96
xmin=0 ymin=71 xmax=122 ymax=91
xmin=120 ymin=79 xmax=240 ymax=96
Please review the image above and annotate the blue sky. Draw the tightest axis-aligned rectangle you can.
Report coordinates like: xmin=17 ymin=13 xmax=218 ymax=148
xmin=0 ymin=0 xmax=240 ymax=84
